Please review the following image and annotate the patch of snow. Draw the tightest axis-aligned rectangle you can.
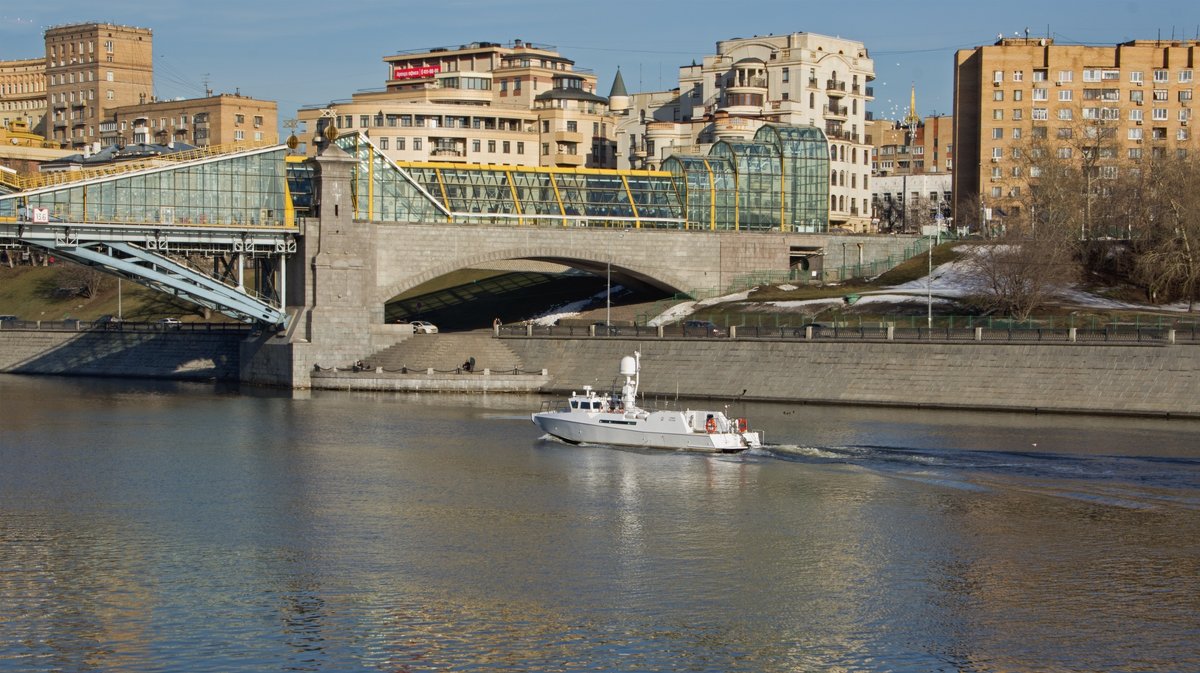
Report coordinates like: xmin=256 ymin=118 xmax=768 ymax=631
xmin=530 ymin=285 xmax=624 ymax=325
xmin=776 ymin=284 xmax=798 ymax=291
xmin=647 ymin=300 xmax=696 ymax=326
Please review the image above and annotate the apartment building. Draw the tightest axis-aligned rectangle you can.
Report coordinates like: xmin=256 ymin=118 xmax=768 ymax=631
xmin=102 ymin=94 xmax=277 ymax=148
xmin=297 ymin=40 xmax=617 ymax=168
xmin=44 ymin=22 xmax=154 ymax=149
xmin=869 ymin=114 xmax=953 ymax=176
xmin=0 ymin=58 xmax=48 ymax=135
xmin=953 ymin=37 xmax=1199 ymax=230
xmin=612 ymin=32 xmax=876 ymax=231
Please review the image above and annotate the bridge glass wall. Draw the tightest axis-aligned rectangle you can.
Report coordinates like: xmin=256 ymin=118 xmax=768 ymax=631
xmin=0 ymin=147 xmax=292 ymax=227
xmin=403 ymin=164 xmax=683 ymax=227
xmin=754 ymin=124 xmax=829 ymax=232
xmin=661 ymin=156 xmax=738 ymax=230
xmin=708 ymin=141 xmax=783 ymax=231
xmin=332 ymin=134 xmax=447 ymax=223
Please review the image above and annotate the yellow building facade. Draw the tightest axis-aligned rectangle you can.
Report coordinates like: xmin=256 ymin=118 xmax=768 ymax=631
xmin=103 ymin=94 xmax=278 ymax=148
xmin=44 ymin=22 xmax=154 ymax=149
xmin=954 ymin=37 xmax=1198 ymax=229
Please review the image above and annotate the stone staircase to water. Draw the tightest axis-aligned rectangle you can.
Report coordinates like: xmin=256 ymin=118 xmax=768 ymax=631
xmin=365 ymin=331 xmax=528 ymax=373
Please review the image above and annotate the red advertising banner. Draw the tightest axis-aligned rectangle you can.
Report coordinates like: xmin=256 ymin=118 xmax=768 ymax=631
xmin=393 ymin=65 xmax=441 ymax=80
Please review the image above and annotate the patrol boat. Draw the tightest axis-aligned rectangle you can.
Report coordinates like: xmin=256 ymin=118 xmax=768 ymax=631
xmin=531 ymin=351 xmax=762 ymax=452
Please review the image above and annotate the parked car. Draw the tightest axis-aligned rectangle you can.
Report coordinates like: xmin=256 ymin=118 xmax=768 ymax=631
xmin=0 ymin=314 xmax=19 ymax=324
xmin=157 ymin=317 xmax=182 ymax=330
xmin=684 ymin=319 xmax=723 ymax=336
xmin=94 ymin=314 xmax=123 ymax=330
xmin=410 ymin=320 xmax=438 ymax=334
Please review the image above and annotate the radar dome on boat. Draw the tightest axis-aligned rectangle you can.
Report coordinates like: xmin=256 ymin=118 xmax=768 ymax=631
xmin=619 ymin=356 xmax=637 ymax=377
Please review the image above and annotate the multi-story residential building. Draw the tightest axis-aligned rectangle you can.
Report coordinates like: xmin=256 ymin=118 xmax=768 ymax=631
xmin=869 ymin=115 xmax=953 ymax=176
xmin=612 ymin=32 xmax=875 ymax=231
xmin=44 ymin=22 xmax=153 ymax=149
xmin=953 ymin=37 xmax=1199 ymax=231
xmin=102 ymin=93 xmax=277 ymax=148
xmin=297 ymin=40 xmax=617 ymax=168
xmin=0 ymin=58 xmax=48 ymax=135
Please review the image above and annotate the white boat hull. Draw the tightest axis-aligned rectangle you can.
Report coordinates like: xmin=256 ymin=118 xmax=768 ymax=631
xmin=532 ymin=409 xmax=761 ymax=453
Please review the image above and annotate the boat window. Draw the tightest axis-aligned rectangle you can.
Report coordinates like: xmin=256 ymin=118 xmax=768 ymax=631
xmin=570 ymin=401 xmax=578 ymax=409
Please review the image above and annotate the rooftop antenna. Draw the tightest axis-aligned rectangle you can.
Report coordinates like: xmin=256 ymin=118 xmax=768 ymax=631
xmin=202 ymin=73 xmax=212 ymax=97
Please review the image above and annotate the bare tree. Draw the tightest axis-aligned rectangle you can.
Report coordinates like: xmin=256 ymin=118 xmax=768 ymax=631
xmin=1131 ymin=153 xmax=1200 ymax=310
xmin=57 ymin=262 xmax=110 ymax=299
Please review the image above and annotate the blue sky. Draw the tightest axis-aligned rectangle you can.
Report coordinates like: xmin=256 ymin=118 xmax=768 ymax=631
xmin=3 ymin=1 xmax=1197 ymax=126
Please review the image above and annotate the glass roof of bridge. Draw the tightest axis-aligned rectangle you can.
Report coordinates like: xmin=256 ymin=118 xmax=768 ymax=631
xmin=0 ymin=144 xmax=294 ymax=228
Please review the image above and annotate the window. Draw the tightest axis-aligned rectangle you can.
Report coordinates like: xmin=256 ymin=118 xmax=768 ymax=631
xmin=1013 ymin=90 xmax=1023 ymax=101
xmin=1182 ymin=70 xmax=1194 ymax=83
xmin=1152 ymin=108 xmax=1168 ymax=120
xmin=1129 ymin=147 xmax=1142 ymax=159
xmin=1059 ymin=89 xmax=1073 ymax=101
xmin=517 ymin=141 xmax=524 ymax=154
xmin=1013 ymin=70 xmax=1023 ymax=82
xmin=472 ymin=139 xmax=480 ymax=152
xmin=1057 ymin=70 xmax=1073 ymax=83
xmin=991 ymin=166 xmax=1002 ymax=178
xmin=106 ymin=89 xmax=113 ymax=100
xmin=1057 ymin=147 xmax=1073 ymax=159
xmin=1102 ymin=70 xmax=1120 ymax=81
xmin=541 ymin=142 xmax=549 ymax=155
xmin=1012 ymin=109 xmax=1023 ymax=120
xmin=1130 ymin=71 xmax=1143 ymax=83
xmin=396 ymin=138 xmax=404 ymax=150
xmin=1032 ymin=88 xmax=1048 ymax=101
xmin=1012 ymin=128 xmax=1022 ymax=139
xmin=1128 ymin=127 xmax=1143 ymax=140
xmin=1154 ymin=69 xmax=1168 ymax=83
xmin=993 ymin=90 xmax=1004 ymax=101
xmin=379 ymin=137 xmax=388 ymax=149
xmin=253 ymin=115 xmax=263 ymax=127
xmin=106 ymin=71 xmax=113 ymax=82
xmin=993 ymin=109 xmax=1004 ymax=120
xmin=1083 ymin=69 xmax=1101 ymax=82
xmin=1153 ymin=89 xmax=1168 ymax=101
xmin=1057 ymin=128 xmax=1073 ymax=139
xmin=782 ymin=67 xmax=789 ymax=83
xmin=566 ymin=121 xmax=577 ymax=132
xmin=991 ymin=147 xmax=1003 ymax=159
xmin=409 ymin=138 xmax=420 ymax=150
xmin=1032 ymin=108 xmax=1048 ymax=120
xmin=234 ymin=130 xmax=244 ymax=140
xmin=992 ymin=128 xmax=1003 ymax=139
xmin=1031 ymin=126 xmax=1047 ymax=139
xmin=1180 ymin=90 xmax=1193 ymax=102
xmin=1058 ymin=108 xmax=1073 ymax=120
xmin=1130 ymin=89 xmax=1144 ymax=103
xmin=991 ymin=187 xmax=1003 ymax=198
xmin=1033 ymin=69 xmax=1047 ymax=82
xmin=993 ymin=70 xmax=1003 ymax=83
xmin=487 ymin=140 xmax=496 ymax=152
xmin=502 ymin=141 xmax=510 ymax=153
xmin=541 ymin=120 xmax=549 ymax=133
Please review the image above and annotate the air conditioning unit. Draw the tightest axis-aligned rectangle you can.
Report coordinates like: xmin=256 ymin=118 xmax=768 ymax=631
xmin=993 ymin=81 xmax=1001 ymax=86
xmin=1136 ymin=139 xmax=1143 ymax=144
xmin=1183 ymin=120 xmax=1189 ymax=126
xmin=1136 ymin=100 xmax=1143 ymax=105
xmin=1137 ymin=120 xmax=1143 ymax=125
xmin=1055 ymin=81 xmax=1063 ymax=86
xmin=990 ymin=157 xmax=1000 ymax=162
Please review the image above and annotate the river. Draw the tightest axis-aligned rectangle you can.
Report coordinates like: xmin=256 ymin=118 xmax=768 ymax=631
xmin=1 ymin=374 xmax=1197 ymax=672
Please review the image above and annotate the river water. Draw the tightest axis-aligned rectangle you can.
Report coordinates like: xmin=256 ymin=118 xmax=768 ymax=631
xmin=1 ymin=374 xmax=1198 ymax=672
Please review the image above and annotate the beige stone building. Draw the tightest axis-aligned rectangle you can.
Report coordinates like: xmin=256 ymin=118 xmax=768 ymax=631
xmin=0 ymin=58 xmax=48 ymax=136
xmin=612 ymin=32 xmax=876 ymax=231
xmin=44 ymin=22 xmax=154 ymax=149
xmin=954 ymin=37 xmax=1199 ymax=230
xmin=102 ymin=94 xmax=277 ymax=148
xmin=297 ymin=40 xmax=617 ymax=168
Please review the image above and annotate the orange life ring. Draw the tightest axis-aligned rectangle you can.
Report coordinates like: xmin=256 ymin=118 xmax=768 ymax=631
xmin=705 ymin=417 xmax=717 ymax=433
xmin=736 ymin=418 xmax=748 ymax=433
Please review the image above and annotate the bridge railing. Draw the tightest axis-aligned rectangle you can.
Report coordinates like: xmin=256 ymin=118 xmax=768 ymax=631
xmin=0 ymin=319 xmax=254 ymax=333
xmin=496 ymin=322 xmax=1196 ymax=345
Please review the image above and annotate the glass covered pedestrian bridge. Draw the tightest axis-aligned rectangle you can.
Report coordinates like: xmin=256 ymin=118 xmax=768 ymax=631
xmin=331 ymin=124 xmax=829 ymax=232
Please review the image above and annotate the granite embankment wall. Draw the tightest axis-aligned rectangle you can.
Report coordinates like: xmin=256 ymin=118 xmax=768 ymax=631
xmin=0 ymin=330 xmax=245 ymax=380
xmin=2 ymin=331 xmax=1197 ymax=417
xmin=501 ymin=337 xmax=1200 ymax=418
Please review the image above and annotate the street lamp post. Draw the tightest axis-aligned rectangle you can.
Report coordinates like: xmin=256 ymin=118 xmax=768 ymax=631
xmin=927 ymin=235 xmax=933 ymax=329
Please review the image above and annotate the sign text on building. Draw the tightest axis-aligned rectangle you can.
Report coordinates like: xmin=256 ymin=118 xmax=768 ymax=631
xmin=393 ymin=65 xmax=441 ymax=80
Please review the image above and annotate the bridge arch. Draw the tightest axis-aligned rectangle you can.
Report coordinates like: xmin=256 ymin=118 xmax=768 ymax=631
xmin=374 ymin=245 xmax=694 ymax=306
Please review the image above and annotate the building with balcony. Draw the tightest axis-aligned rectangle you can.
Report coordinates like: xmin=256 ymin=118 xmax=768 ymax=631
xmin=103 ymin=94 xmax=277 ymax=148
xmin=611 ymin=32 xmax=876 ymax=232
xmin=953 ymin=36 xmax=1200 ymax=232
xmin=44 ymin=22 xmax=153 ymax=149
xmin=296 ymin=40 xmax=618 ymax=168
xmin=0 ymin=58 xmax=48 ymax=136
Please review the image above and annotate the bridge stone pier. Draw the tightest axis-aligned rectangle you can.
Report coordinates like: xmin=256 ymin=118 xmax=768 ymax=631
xmin=241 ymin=145 xmax=918 ymax=388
